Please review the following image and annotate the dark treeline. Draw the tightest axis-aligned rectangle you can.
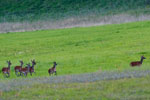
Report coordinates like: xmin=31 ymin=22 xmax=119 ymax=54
xmin=0 ymin=0 xmax=150 ymax=15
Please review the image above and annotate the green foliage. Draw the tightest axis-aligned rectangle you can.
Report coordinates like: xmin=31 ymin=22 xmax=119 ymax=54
xmin=0 ymin=21 xmax=150 ymax=78
xmin=0 ymin=0 xmax=150 ymax=22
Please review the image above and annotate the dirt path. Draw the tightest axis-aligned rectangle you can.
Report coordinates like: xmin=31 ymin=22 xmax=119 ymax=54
xmin=0 ymin=69 xmax=150 ymax=91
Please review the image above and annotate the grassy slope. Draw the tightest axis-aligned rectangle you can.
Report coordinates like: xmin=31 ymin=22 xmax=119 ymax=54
xmin=0 ymin=0 xmax=150 ymax=21
xmin=0 ymin=21 xmax=150 ymax=78
xmin=1 ymin=76 xmax=150 ymax=100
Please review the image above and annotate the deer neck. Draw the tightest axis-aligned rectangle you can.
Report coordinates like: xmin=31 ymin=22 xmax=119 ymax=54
xmin=53 ymin=64 xmax=57 ymax=68
xmin=21 ymin=63 xmax=23 ymax=67
xmin=140 ymin=58 xmax=144 ymax=64
xmin=8 ymin=64 xmax=11 ymax=69
xmin=31 ymin=64 xmax=35 ymax=68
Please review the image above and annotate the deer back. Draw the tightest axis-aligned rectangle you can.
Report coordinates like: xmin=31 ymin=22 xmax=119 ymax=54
xmin=130 ymin=61 xmax=141 ymax=67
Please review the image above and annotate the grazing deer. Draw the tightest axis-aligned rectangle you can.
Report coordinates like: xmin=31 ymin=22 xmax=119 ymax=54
xmin=20 ymin=63 xmax=31 ymax=77
xmin=2 ymin=61 xmax=12 ymax=78
xmin=29 ymin=59 xmax=36 ymax=76
xmin=48 ymin=62 xmax=57 ymax=76
xmin=14 ymin=60 xmax=24 ymax=76
xmin=130 ymin=56 xmax=146 ymax=67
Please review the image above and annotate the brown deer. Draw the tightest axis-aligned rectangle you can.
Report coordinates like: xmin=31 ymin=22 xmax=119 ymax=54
xmin=14 ymin=60 xmax=24 ymax=76
xmin=48 ymin=62 xmax=57 ymax=76
xmin=20 ymin=63 xmax=31 ymax=77
xmin=2 ymin=61 xmax=12 ymax=78
xmin=29 ymin=59 xmax=36 ymax=76
xmin=130 ymin=56 xmax=146 ymax=67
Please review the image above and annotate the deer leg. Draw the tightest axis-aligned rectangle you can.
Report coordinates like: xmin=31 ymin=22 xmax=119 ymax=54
xmin=4 ymin=72 xmax=9 ymax=78
xmin=15 ymin=71 xmax=17 ymax=76
xmin=26 ymin=72 xmax=28 ymax=77
xmin=16 ymin=71 xmax=20 ymax=77
xmin=55 ymin=71 xmax=57 ymax=76
xmin=21 ymin=72 xmax=23 ymax=77
xmin=22 ymin=72 xmax=25 ymax=77
xmin=24 ymin=73 xmax=26 ymax=77
xmin=21 ymin=73 xmax=24 ymax=77
xmin=49 ymin=71 xmax=52 ymax=76
xmin=19 ymin=71 xmax=22 ymax=76
xmin=7 ymin=73 xmax=10 ymax=77
xmin=3 ymin=73 xmax=6 ymax=78
xmin=6 ymin=72 xmax=8 ymax=78
xmin=30 ymin=72 xmax=32 ymax=76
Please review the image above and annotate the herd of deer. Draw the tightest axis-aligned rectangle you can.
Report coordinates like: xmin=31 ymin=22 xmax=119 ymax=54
xmin=0 ymin=56 xmax=146 ymax=78
xmin=1 ymin=59 xmax=57 ymax=78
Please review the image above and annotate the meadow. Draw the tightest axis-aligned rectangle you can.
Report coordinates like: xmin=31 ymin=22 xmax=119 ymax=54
xmin=0 ymin=21 xmax=150 ymax=78
xmin=1 ymin=75 xmax=150 ymax=100
xmin=0 ymin=21 xmax=150 ymax=99
xmin=1 ymin=0 xmax=150 ymax=99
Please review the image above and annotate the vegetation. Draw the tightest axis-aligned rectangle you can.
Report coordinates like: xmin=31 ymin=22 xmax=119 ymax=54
xmin=1 ymin=76 xmax=150 ymax=100
xmin=0 ymin=0 xmax=150 ymax=22
xmin=0 ymin=1 xmax=150 ymax=99
xmin=0 ymin=21 xmax=150 ymax=78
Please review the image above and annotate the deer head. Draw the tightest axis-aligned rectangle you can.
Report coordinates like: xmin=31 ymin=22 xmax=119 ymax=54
xmin=31 ymin=59 xmax=36 ymax=66
xmin=53 ymin=62 xmax=57 ymax=67
xmin=141 ymin=56 xmax=146 ymax=59
xmin=7 ymin=60 xmax=12 ymax=68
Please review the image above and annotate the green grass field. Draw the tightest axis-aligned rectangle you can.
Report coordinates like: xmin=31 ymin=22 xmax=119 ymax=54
xmin=0 ymin=21 xmax=150 ymax=78
xmin=1 ymin=76 xmax=150 ymax=100
xmin=1 ymin=21 xmax=150 ymax=99
xmin=1 ymin=1 xmax=150 ymax=99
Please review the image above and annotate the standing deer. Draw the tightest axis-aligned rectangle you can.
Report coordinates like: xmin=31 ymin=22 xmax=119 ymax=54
xmin=29 ymin=59 xmax=36 ymax=76
xmin=130 ymin=56 xmax=146 ymax=67
xmin=48 ymin=62 xmax=57 ymax=76
xmin=20 ymin=63 xmax=31 ymax=77
xmin=2 ymin=61 xmax=12 ymax=78
xmin=14 ymin=60 xmax=24 ymax=76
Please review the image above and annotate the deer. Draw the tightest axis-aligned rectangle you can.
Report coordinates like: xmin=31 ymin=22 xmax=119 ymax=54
xmin=28 ymin=59 xmax=36 ymax=76
xmin=130 ymin=56 xmax=146 ymax=67
xmin=14 ymin=60 xmax=24 ymax=76
xmin=48 ymin=62 xmax=57 ymax=76
xmin=2 ymin=61 xmax=12 ymax=78
xmin=20 ymin=63 xmax=31 ymax=77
